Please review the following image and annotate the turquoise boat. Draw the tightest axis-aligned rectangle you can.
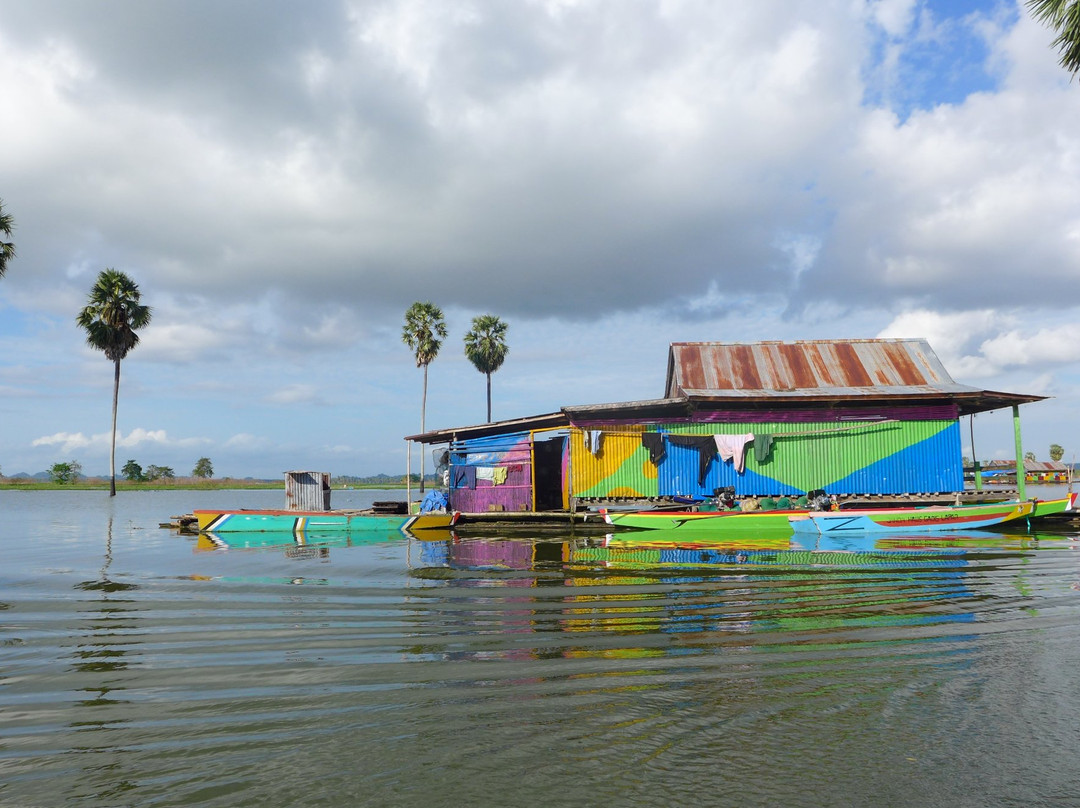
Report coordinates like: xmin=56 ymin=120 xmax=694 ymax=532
xmin=193 ymin=508 xmax=458 ymax=534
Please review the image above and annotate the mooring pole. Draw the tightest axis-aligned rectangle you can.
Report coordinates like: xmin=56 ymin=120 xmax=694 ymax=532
xmin=406 ymin=440 xmax=413 ymax=512
xmin=1012 ymin=405 xmax=1026 ymax=501
xmin=970 ymin=414 xmax=982 ymax=491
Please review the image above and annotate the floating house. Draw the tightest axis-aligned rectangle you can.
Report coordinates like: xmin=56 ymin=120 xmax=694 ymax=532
xmin=405 ymin=339 xmax=1044 ymax=512
xmin=1024 ymin=459 xmax=1070 ymax=483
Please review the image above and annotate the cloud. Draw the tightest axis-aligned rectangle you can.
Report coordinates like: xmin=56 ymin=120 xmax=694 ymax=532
xmin=1 ymin=1 xmax=1078 ymax=477
xmin=981 ymin=326 xmax=1080 ymax=368
xmin=32 ymin=431 xmax=92 ymax=452
xmin=31 ymin=428 xmax=209 ymax=454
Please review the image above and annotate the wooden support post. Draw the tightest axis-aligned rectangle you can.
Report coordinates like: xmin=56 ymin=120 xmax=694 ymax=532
xmin=970 ymin=415 xmax=983 ymax=491
xmin=1013 ymin=405 xmax=1026 ymax=500
xmin=406 ymin=440 xmax=412 ymax=512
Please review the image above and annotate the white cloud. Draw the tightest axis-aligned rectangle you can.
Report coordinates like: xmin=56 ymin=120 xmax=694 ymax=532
xmin=31 ymin=428 xmax=208 ymax=454
xmin=981 ymin=325 xmax=1080 ymax=368
xmin=32 ymin=432 xmax=92 ymax=452
xmin=871 ymin=0 xmax=917 ymax=38
xmin=1 ymin=1 xmax=1078 ymax=477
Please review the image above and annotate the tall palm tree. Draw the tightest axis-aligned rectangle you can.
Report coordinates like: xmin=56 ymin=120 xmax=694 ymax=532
xmin=0 ymin=199 xmax=15 ymax=278
xmin=464 ymin=314 xmax=509 ymax=423
xmin=1028 ymin=0 xmax=1080 ymax=75
xmin=76 ymin=269 xmax=152 ymax=496
xmin=402 ymin=301 xmax=447 ymax=493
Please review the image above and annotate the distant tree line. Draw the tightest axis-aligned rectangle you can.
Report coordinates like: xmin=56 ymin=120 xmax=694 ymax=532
xmin=41 ymin=457 xmax=215 ymax=484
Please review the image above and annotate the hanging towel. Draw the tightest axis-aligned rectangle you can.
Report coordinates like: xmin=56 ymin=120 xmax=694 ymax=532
xmin=476 ymin=467 xmax=496 ymax=482
xmin=713 ymin=433 xmax=754 ymax=473
xmin=641 ymin=433 xmax=666 ymax=464
xmin=585 ymin=430 xmax=604 ymax=456
xmin=452 ymin=465 xmax=476 ymax=490
xmin=753 ymin=433 xmax=774 ymax=464
xmin=490 ymin=466 xmax=508 ymax=485
xmin=668 ymin=434 xmax=718 ymax=485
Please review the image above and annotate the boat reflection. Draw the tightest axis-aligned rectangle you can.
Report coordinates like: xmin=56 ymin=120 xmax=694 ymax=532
xmin=195 ymin=526 xmax=411 ymax=553
xmin=409 ymin=529 xmax=1044 ymax=573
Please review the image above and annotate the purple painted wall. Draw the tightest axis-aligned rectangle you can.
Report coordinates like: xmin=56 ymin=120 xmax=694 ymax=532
xmin=448 ymin=431 xmax=533 ymax=513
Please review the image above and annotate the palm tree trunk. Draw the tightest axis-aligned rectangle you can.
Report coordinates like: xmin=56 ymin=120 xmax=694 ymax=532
xmin=486 ymin=372 xmax=492 ymax=423
xmin=420 ymin=362 xmax=428 ymax=495
xmin=110 ymin=359 xmax=120 ymax=497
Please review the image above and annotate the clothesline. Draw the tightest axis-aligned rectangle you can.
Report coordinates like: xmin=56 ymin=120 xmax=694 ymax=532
xmin=762 ymin=419 xmax=899 ymax=437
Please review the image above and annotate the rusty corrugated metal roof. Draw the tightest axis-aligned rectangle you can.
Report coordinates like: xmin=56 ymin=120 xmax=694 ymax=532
xmin=658 ymin=338 xmax=1044 ymax=414
xmin=1024 ymin=459 xmax=1068 ymax=471
xmin=665 ymin=339 xmax=959 ymax=396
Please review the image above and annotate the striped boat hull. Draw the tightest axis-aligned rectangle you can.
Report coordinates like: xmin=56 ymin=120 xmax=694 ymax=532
xmin=193 ymin=509 xmax=458 ymax=534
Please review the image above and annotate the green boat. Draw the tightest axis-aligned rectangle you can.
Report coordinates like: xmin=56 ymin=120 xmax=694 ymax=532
xmin=601 ymin=507 xmax=800 ymax=537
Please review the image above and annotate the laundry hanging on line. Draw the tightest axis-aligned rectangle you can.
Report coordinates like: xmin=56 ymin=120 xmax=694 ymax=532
xmin=713 ymin=433 xmax=754 ymax=473
xmin=640 ymin=433 xmax=666 ymax=464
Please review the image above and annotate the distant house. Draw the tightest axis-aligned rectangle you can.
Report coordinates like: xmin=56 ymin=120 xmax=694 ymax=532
xmin=407 ymin=339 xmax=1044 ymax=511
xmin=1024 ymin=459 xmax=1070 ymax=483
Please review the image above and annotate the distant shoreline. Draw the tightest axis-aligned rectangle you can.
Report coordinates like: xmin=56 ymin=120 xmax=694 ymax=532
xmin=0 ymin=479 xmax=413 ymax=492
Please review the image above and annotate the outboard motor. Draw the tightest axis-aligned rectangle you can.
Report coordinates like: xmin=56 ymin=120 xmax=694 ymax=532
xmin=807 ymin=488 xmax=831 ymax=511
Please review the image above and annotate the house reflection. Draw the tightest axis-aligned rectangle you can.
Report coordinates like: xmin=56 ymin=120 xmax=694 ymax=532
xmin=404 ymin=531 xmax=1042 ymax=662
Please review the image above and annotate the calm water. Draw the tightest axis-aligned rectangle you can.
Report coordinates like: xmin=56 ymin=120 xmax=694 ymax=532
xmin=3 ymin=488 xmax=1080 ymax=807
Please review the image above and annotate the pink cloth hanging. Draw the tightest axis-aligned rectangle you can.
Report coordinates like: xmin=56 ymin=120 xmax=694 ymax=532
xmin=713 ymin=434 xmax=754 ymax=473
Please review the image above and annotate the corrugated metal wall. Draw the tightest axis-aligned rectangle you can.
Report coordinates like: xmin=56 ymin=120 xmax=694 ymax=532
xmin=657 ymin=420 xmax=962 ymax=497
xmin=568 ymin=416 xmax=963 ymax=499
xmin=448 ymin=432 xmax=533 ymax=512
xmin=285 ymin=471 xmax=331 ymax=511
xmin=570 ymin=425 xmax=659 ymax=498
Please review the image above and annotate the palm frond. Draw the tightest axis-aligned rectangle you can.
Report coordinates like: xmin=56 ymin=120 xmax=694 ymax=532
xmin=1027 ymin=0 xmax=1080 ymax=74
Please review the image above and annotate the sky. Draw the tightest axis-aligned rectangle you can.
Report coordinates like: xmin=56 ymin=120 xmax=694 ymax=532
xmin=1 ymin=0 xmax=1078 ymax=479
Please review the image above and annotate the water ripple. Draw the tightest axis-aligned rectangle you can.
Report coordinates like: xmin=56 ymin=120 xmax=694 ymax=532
xmin=4 ymin=513 xmax=1080 ymax=806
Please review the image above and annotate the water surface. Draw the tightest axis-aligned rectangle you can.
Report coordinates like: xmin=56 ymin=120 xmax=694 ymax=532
xmin=3 ymin=488 xmax=1080 ymax=807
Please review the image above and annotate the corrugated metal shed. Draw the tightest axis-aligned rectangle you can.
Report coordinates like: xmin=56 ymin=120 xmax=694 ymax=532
xmin=663 ymin=339 xmax=1044 ymax=414
xmin=285 ymin=471 xmax=331 ymax=511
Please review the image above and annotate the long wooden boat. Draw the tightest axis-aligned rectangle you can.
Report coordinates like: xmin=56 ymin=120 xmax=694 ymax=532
xmin=193 ymin=508 xmax=458 ymax=534
xmin=601 ymin=508 xmax=800 ymax=537
xmin=789 ymin=500 xmax=1034 ymax=535
xmin=603 ymin=494 xmax=1063 ymax=538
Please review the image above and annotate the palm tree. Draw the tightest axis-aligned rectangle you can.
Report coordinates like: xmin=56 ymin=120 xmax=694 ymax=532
xmin=76 ymin=269 xmax=152 ymax=496
xmin=1028 ymin=0 xmax=1080 ymax=75
xmin=0 ymin=199 xmax=15 ymax=278
xmin=464 ymin=314 xmax=509 ymax=423
xmin=402 ymin=301 xmax=447 ymax=493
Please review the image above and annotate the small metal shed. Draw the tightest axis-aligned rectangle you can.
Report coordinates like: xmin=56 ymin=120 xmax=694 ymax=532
xmin=285 ymin=471 xmax=332 ymax=511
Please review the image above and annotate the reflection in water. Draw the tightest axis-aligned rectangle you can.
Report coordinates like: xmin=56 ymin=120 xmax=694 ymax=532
xmin=67 ymin=515 xmax=144 ymax=804
xmin=5 ymin=497 xmax=1080 ymax=808
xmin=404 ymin=530 xmax=1065 ymax=667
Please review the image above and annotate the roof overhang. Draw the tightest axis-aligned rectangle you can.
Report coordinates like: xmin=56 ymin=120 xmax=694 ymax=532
xmin=679 ymin=387 xmax=1045 ymax=416
xmin=563 ymin=388 xmax=1045 ymax=422
xmin=404 ymin=412 xmax=569 ymax=444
